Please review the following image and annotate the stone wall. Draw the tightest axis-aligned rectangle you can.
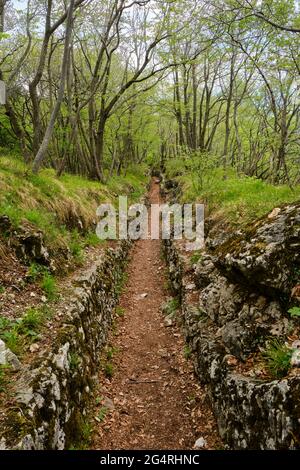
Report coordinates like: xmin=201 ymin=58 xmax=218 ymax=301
xmin=0 ymin=241 xmax=131 ymax=450
xmin=163 ymin=238 xmax=300 ymax=450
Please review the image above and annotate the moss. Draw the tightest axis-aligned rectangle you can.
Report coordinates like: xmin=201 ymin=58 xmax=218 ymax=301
xmin=1 ymin=409 xmax=34 ymax=445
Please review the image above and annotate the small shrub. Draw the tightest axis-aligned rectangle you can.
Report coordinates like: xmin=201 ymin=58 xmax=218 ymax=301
xmin=262 ymin=339 xmax=292 ymax=379
xmin=288 ymin=307 xmax=300 ymax=318
xmin=0 ymin=284 xmax=5 ymax=294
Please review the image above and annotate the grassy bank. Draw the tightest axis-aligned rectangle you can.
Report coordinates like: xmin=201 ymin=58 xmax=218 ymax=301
xmin=165 ymin=156 xmax=300 ymax=228
xmin=0 ymin=150 xmax=148 ymax=255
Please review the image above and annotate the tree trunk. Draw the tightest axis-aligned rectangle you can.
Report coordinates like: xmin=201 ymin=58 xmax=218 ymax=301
xmin=32 ymin=0 xmax=75 ymax=174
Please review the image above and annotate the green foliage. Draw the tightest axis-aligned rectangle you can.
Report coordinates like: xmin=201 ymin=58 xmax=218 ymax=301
xmin=115 ymin=306 xmax=125 ymax=317
xmin=0 ymin=306 xmax=49 ymax=354
xmin=97 ymin=406 xmax=108 ymax=422
xmin=162 ymin=298 xmax=180 ymax=317
xmin=41 ymin=273 xmax=57 ymax=300
xmin=0 ymin=285 xmax=5 ymax=294
xmin=69 ymin=231 xmax=84 ymax=263
xmin=0 ymin=317 xmax=11 ymax=332
xmin=166 ymin=159 xmax=300 ymax=227
xmin=262 ymin=339 xmax=292 ymax=379
xmin=27 ymin=262 xmax=47 ymax=282
xmin=0 ymin=154 xmax=147 ymax=258
xmin=104 ymin=362 xmax=114 ymax=378
xmin=183 ymin=345 xmax=192 ymax=360
xmin=1 ymin=330 xmax=21 ymax=355
xmin=15 ymin=308 xmax=44 ymax=334
xmin=288 ymin=307 xmax=300 ymax=318
xmin=83 ymin=231 xmax=104 ymax=247
xmin=0 ymin=317 xmax=21 ymax=353
xmin=69 ymin=352 xmax=81 ymax=370
xmin=95 ymin=396 xmax=102 ymax=405
xmin=115 ymin=271 xmax=128 ymax=296
xmin=190 ymin=251 xmax=203 ymax=265
xmin=106 ymin=346 xmax=118 ymax=360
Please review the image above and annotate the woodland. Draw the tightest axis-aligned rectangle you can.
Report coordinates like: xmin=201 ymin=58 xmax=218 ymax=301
xmin=0 ymin=0 xmax=300 ymax=188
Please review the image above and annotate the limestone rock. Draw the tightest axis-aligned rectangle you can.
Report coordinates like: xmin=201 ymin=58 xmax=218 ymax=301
xmin=0 ymin=338 xmax=22 ymax=371
xmin=194 ymin=437 xmax=207 ymax=449
xmin=291 ymin=349 xmax=300 ymax=367
xmin=215 ymin=203 xmax=300 ymax=295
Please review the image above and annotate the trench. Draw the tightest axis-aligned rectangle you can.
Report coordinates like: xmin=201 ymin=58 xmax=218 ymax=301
xmin=90 ymin=179 xmax=220 ymax=450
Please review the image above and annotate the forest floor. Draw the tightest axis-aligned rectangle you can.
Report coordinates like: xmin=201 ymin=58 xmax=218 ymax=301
xmin=91 ymin=179 xmax=221 ymax=450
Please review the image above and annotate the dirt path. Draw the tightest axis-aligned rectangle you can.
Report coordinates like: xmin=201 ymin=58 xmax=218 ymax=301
xmin=91 ymin=180 xmax=220 ymax=450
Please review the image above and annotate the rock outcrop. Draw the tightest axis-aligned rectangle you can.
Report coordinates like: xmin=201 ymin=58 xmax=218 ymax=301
xmin=163 ymin=201 xmax=300 ymax=450
xmin=215 ymin=203 xmax=300 ymax=297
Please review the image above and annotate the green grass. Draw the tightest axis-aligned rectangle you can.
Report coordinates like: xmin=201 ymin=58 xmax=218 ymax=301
xmin=27 ymin=262 xmax=47 ymax=281
xmin=0 ymin=365 xmax=10 ymax=392
xmin=1 ymin=330 xmax=21 ymax=355
xmin=288 ymin=307 xmax=300 ymax=318
xmin=70 ymin=419 xmax=93 ymax=450
xmin=115 ymin=306 xmax=125 ymax=317
xmin=106 ymin=346 xmax=118 ymax=360
xmin=0 ymin=153 xmax=147 ymax=259
xmin=83 ymin=231 xmax=104 ymax=247
xmin=104 ymin=362 xmax=114 ymax=378
xmin=183 ymin=345 xmax=192 ymax=360
xmin=262 ymin=339 xmax=293 ymax=379
xmin=69 ymin=352 xmax=81 ymax=370
xmin=162 ymin=298 xmax=180 ymax=317
xmin=40 ymin=272 xmax=57 ymax=300
xmin=0 ymin=306 xmax=49 ymax=354
xmin=165 ymin=156 xmax=300 ymax=227
xmin=15 ymin=307 xmax=45 ymax=337
xmin=97 ymin=406 xmax=108 ymax=422
xmin=69 ymin=232 xmax=84 ymax=262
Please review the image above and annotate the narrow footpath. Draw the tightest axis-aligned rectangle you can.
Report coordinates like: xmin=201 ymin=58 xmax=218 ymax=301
xmin=91 ymin=179 xmax=220 ymax=450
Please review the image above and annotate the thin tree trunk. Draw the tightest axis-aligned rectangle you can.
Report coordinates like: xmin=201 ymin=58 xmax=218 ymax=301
xmin=32 ymin=0 xmax=75 ymax=174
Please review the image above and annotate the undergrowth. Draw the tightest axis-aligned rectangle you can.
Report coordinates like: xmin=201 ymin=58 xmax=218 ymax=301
xmin=262 ymin=339 xmax=292 ymax=379
xmin=165 ymin=155 xmax=300 ymax=227
xmin=0 ymin=152 xmax=147 ymax=256
xmin=0 ymin=305 xmax=51 ymax=355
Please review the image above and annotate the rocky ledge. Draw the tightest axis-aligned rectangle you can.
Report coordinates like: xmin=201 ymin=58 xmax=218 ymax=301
xmin=163 ymin=201 xmax=300 ymax=450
